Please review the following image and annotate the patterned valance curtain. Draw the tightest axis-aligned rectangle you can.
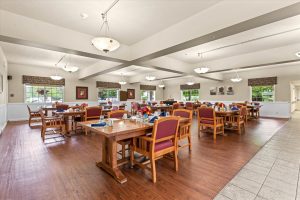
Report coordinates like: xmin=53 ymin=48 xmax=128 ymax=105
xmin=248 ymin=77 xmax=277 ymax=86
xmin=22 ymin=75 xmax=65 ymax=86
xmin=96 ymin=81 xmax=121 ymax=89
xmin=180 ymin=83 xmax=200 ymax=90
xmin=140 ymin=85 xmax=156 ymax=91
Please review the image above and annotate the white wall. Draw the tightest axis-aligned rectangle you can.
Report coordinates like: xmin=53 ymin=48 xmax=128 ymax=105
xmin=0 ymin=48 xmax=8 ymax=134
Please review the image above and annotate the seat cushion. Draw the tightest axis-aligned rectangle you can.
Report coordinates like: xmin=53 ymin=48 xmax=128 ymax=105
xmin=155 ymin=140 xmax=173 ymax=152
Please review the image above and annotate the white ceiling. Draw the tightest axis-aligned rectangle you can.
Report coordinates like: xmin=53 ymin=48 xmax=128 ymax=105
xmin=107 ymin=65 xmax=156 ymax=76
xmin=0 ymin=42 xmax=99 ymax=69
xmin=169 ymin=15 xmax=300 ymax=64
xmin=0 ymin=0 xmax=221 ymax=45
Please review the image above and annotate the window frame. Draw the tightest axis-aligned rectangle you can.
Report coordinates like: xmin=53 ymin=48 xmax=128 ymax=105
xmin=140 ymin=90 xmax=156 ymax=101
xmin=181 ymin=89 xmax=199 ymax=101
xmin=24 ymin=84 xmax=64 ymax=103
xmin=98 ymin=88 xmax=120 ymax=102
xmin=250 ymin=85 xmax=275 ymax=102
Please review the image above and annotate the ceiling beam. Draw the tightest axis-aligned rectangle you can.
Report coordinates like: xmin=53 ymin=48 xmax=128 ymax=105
xmin=206 ymin=59 xmax=300 ymax=74
xmin=0 ymin=35 xmax=129 ymax=64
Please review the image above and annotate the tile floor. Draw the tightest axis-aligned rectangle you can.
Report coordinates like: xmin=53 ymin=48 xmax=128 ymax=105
xmin=214 ymin=112 xmax=300 ymax=200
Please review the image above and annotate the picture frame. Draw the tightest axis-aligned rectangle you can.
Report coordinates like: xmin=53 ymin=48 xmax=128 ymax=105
xmin=226 ymin=86 xmax=234 ymax=95
xmin=209 ymin=87 xmax=217 ymax=95
xmin=217 ymin=86 xmax=225 ymax=95
xmin=76 ymin=86 xmax=88 ymax=99
xmin=127 ymin=89 xmax=135 ymax=99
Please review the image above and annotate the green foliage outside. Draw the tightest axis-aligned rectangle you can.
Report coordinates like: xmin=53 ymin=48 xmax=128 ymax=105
xmin=141 ymin=90 xmax=155 ymax=101
xmin=98 ymin=89 xmax=118 ymax=101
xmin=182 ymin=89 xmax=199 ymax=101
xmin=252 ymin=85 xmax=274 ymax=102
xmin=25 ymin=85 xmax=64 ymax=103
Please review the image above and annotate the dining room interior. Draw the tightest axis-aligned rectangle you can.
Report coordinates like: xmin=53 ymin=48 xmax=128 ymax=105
xmin=1 ymin=0 xmax=300 ymax=200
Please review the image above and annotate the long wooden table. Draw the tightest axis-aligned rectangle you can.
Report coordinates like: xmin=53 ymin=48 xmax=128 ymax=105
xmin=53 ymin=110 xmax=85 ymax=133
xmin=78 ymin=117 xmax=189 ymax=184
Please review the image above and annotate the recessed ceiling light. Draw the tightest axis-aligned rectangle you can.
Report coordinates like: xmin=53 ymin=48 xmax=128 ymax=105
xmin=296 ymin=52 xmax=300 ymax=57
xmin=80 ymin=13 xmax=88 ymax=19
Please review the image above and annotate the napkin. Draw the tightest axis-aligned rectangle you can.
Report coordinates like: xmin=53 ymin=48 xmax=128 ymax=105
xmin=56 ymin=109 xmax=64 ymax=112
xmin=159 ymin=112 xmax=166 ymax=117
xmin=149 ymin=116 xmax=158 ymax=123
xmin=231 ymin=107 xmax=239 ymax=111
xmin=91 ymin=122 xmax=106 ymax=127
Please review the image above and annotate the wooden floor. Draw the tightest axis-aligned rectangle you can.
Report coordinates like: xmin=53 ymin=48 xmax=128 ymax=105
xmin=0 ymin=117 xmax=287 ymax=200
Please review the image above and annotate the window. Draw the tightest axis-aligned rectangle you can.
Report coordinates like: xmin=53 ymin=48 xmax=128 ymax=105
xmin=24 ymin=85 xmax=64 ymax=103
xmin=181 ymin=89 xmax=199 ymax=101
xmin=98 ymin=89 xmax=119 ymax=102
xmin=141 ymin=90 xmax=155 ymax=101
xmin=251 ymin=85 xmax=274 ymax=102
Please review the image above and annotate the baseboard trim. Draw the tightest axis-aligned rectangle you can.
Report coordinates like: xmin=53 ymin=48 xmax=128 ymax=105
xmin=0 ymin=121 xmax=7 ymax=135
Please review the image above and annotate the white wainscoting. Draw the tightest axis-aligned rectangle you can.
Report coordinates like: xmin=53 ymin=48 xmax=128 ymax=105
xmin=0 ymin=104 xmax=7 ymax=134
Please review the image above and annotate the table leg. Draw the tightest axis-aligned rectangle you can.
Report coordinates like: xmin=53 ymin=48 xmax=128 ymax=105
xmin=64 ymin=116 xmax=70 ymax=135
xmin=96 ymin=136 xmax=127 ymax=184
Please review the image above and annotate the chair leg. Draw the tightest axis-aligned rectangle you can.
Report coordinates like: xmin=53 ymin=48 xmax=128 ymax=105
xmin=29 ymin=116 xmax=32 ymax=127
xmin=188 ymin=135 xmax=192 ymax=151
xmin=174 ymin=151 xmax=178 ymax=172
xmin=42 ymin=128 xmax=45 ymax=142
xmin=121 ymin=143 xmax=126 ymax=159
xmin=213 ymin=127 xmax=217 ymax=140
xmin=130 ymin=146 xmax=134 ymax=168
xmin=150 ymin=158 xmax=156 ymax=183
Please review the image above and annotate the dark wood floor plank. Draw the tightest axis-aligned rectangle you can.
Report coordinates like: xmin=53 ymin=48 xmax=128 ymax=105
xmin=0 ymin=118 xmax=287 ymax=200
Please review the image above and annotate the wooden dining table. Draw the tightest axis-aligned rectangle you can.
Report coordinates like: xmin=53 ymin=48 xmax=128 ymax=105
xmin=78 ymin=117 xmax=189 ymax=184
xmin=53 ymin=110 xmax=85 ymax=134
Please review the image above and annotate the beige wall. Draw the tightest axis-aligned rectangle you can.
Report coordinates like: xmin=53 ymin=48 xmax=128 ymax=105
xmin=7 ymin=63 xmax=163 ymax=103
xmin=164 ymin=66 xmax=300 ymax=102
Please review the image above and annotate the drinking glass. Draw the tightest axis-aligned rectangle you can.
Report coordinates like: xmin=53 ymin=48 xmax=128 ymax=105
xmin=99 ymin=115 xmax=104 ymax=122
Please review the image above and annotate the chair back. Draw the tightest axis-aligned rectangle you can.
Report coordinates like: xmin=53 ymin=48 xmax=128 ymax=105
xmin=27 ymin=105 xmax=32 ymax=113
xmin=112 ymin=106 xmax=118 ymax=111
xmin=56 ymin=104 xmax=69 ymax=110
xmin=198 ymin=107 xmax=215 ymax=125
xmin=39 ymin=109 xmax=46 ymax=126
xmin=172 ymin=103 xmax=180 ymax=109
xmin=152 ymin=116 xmax=180 ymax=141
xmin=108 ymin=110 xmax=127 ymax=118
xmin=185 ymin=102 xmax=193 ymax=108
xmin=240 ymin=106 xmax=247 ymax=116
xmin=173 ymin=109 xmax=192 ymax=120
xmin=85 ymin=106 xmax=102 ymax=121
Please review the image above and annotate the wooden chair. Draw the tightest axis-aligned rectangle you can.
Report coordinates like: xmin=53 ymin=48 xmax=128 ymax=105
xmin=224 ymin=106 xmax=247 ymax=134
xmin=185 ymin=102 xmax=194 ymax=111
xmin=173 ymin=109 xmax=192 ymax=151
xmin=130 ymin=116 xmax=180 ymax=183
xmin=170 ymin=103 xmax=180 ymax=115
xmin=197 ymin=107 xmax=224 ymax=140
xmin=84 ymin=106 xmax=102 ymax=135
xmin=252 ymin=103 xmax=260 ymax=118
xmin=108 ymin=110 xmax=130 ymax=161
xmin=39 ymin=109 xmax=65 ymax=142
xmin=27 ymin=105 xmax=41 ymax=127
xmin=56 ymin=104 xmax=69 ymax=110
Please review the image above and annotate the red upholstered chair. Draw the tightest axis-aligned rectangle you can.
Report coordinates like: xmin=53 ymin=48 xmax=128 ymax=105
xmin=108 ymin=110 xmax=127 ymax=118
xmin=225 ymin=106 xmax=247 ymax=134
xmin=56 ymin=104 xmax=69 ymax=110
xmin=173 ymin=109 xmax=192 ymax=151
xmin=197 ymin=107 xmax=224 ymax=140
xmin=131 ymin=102 xmax=140 ymax=115
xmin=185 ymin=102 xmax=194 ymax=111
xmin=130 ymin=116 xmax=180 ymax=183
xmin=84 ymin=106 xmax=102 ymax=135
xmin=170 ymin=103 xmax=180 ymax=115
xmin=39 ymin=109 xmax=65 ymax=142
xmin=27 ymin=105 xmax=41 ymax=127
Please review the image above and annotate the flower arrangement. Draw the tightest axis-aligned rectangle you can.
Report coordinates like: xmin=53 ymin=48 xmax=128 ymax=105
xmin=37 ymin=89 xmax=49 ymax=95
xmin=218 ymin=102 xmax=225 ymax=108
xmin=139 ymin=106 xmax=151 ymax=115
xmin=81 ymin=103 xmax=88 ymax=108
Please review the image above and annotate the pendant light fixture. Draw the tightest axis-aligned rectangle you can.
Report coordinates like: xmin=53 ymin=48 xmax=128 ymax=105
xmin=186 ymin=78 xmax=195 ymax=85
xmin=194 ymin=52 xmax=210 ymax=74
xmin=145 ymin=75 xmax=156 ymax=81
xmin=230 ymin=71 xmax=242 ymax=82
xmin=118 ymin=73 xmax=127 ymax=85
xmin=62 ymin=55 xmax=79 ymax=73
xmin=92 ymin=0 xmax=120 ymax=53
xmin=50 ymin=56 xmax=64 ymax=80
xmin=158 ymin=80 xmax=165 ymax=88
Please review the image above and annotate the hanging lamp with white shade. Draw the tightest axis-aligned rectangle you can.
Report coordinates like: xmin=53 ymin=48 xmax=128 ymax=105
xmin=158 ymin=80 xmax=165 ymax=88
xmin=50 ymin=56 xmax=64 ymax=80
xmin=194 ymin=52 xmax=210 ymax=74
xmin=118 ymin=73 xmax=127 ymax=85
xmin=230 ymin=71 xmax=243 ymax=82
xmin=92 ymin=0 xmax=120 ymax=53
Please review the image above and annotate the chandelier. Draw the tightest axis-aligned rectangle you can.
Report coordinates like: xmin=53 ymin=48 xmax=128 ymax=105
xmin=92 ymin=0 xmax=120 ymax=53
xmin=62 ymin=55 xmax=79 ymax=73
xmin=50 ymin=56 xmax=64 ymax=80
xmin=146 ymin=75 xmax=156 ymax=81
xmin=158 ymin=81 xmax=165 ymax=88
xmin=119 ymin=73 xmax=127 ymax=85
xmin=230 ymin=71 xmax=242 ymax=82
xmin=194 ymin=52 xmax=210 ymax=74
